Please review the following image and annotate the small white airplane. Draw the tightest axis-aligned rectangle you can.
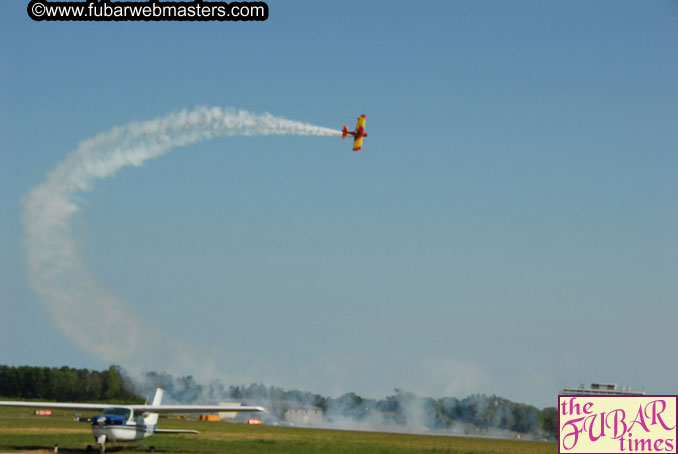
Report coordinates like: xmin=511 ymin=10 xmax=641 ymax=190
xmin=0 ymin=388 xmax=265 ymax=453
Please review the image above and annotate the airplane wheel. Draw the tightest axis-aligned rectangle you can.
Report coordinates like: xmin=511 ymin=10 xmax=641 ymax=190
xmin=148 ymin=446 xmax=156 ymax=452
xmin=86 ymin=445 xmax=93 ymax=452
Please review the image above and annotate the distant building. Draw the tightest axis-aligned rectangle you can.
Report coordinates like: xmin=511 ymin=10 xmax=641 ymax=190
xmin=284 ymin=407 xmax=323 ymax=426
xmin=560 ymin=383 xmax=643 ymax=396
xmin=219 ymin=402 xmax=241 ymax=419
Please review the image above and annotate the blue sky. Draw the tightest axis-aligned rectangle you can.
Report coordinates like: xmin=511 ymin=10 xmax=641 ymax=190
xmin=1 ymin=1 xmax=677 ymax=408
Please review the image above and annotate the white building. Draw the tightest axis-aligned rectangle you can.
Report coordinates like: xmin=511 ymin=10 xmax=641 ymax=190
xmin=284 ymin=407 xmax=323 ymax=426
xmin=218 ymin=402 xmax=241 ymax=419
xmin=560 ymin=383 xmax=643 ymax=396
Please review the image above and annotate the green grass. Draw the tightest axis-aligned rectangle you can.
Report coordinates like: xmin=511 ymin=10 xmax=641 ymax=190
xmin=0 ymin=406 xmax=556 ymax=454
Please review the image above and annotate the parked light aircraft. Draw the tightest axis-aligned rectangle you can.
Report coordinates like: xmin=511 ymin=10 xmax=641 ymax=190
xmin=342 ymin=114 xmax=368 ymax=151
xmin=0 ymin=388 xmax=265 ymax=453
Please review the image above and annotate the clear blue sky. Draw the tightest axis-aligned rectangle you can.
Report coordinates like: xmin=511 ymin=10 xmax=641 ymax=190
xmin=1 ymin=1 xmax=677 ymax=408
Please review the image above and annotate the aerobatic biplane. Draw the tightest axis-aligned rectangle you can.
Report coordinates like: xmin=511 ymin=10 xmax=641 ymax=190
xmin=342 ymin=114 xmax=368 ymax=151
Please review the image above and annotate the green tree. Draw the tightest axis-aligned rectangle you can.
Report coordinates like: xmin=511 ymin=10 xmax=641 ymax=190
xmin=540 ymin=407 xmax=558 ymax=439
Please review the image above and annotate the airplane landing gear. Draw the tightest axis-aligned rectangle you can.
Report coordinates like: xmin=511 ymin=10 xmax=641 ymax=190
xmin=96 ymin=434 xmax=107 ymax=454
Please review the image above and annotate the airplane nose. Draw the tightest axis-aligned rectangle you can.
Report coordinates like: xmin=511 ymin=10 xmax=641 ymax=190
xmin=95 ymin=416 xmax=107 ymax=426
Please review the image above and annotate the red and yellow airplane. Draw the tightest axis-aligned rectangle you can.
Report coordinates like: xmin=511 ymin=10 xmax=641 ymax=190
xmin=342 ymin=114 xmax=368 ymax=151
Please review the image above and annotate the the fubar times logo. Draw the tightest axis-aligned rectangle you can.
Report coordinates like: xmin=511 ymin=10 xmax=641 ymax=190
xmin=559 ymin=396 xmax=677 ymax=453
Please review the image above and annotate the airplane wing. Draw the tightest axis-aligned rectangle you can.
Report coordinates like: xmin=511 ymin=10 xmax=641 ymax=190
xmin=352 ymin=136 xmax=364 ymax=151
xmin=0 ymin=401 xmax=116 ymax=411
xmin=129 ymin=404 xmax=266 ymax=413
xmin=356 ymin=115 xmax=366 ymax=131
xmin=0 ymin=402 xmax=265 ymax=413
xmin=154 ymin=429 xmax=201 ymax=434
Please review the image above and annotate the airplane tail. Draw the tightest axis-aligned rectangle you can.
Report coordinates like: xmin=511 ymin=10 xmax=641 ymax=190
xmin=342 ymin=125 xmax=348 ymax=139
xmin=151 ymin=388 xmax=164 ymax=406
xmin=143 ymin=388 xmax=163 ymax=426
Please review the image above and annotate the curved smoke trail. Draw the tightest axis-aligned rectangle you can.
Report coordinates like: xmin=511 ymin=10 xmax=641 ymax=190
xmin=21 ymin=107 xmax=341 ymax=366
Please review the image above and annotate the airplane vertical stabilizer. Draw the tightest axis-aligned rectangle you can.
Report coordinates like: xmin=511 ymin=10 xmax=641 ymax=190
xmin=144 ymin=388 xmax=164 ymax=426
xmin=151 ymin=388 xmax=164 ymax=406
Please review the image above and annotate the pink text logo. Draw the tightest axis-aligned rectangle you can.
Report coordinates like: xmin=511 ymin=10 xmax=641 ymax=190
xmin=559 ymin=396 xmax=677 ymax=454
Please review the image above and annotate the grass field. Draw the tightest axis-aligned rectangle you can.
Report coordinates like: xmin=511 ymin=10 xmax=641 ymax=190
xmin=0 ymin=406 xmax=556 ymax=454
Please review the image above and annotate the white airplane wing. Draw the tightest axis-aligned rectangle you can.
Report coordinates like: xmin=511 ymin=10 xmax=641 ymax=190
xmin=0 ymin=401 xmax=265 ymax=413
xmin=130 ymin=404 xmax=266 ymax=413
xmin=154 ymin=429 xmax=201 ymax=434
xmin=0 ymin=401 xmax=117 ymax=411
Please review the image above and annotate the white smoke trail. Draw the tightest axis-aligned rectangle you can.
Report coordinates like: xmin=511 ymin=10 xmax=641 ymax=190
xmin=21 ymin=107 xmax=341 ymax=365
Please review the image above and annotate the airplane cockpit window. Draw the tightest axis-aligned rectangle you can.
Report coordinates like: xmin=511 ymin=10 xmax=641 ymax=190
xmin=101 ymin=407 xmax=132 ymax=420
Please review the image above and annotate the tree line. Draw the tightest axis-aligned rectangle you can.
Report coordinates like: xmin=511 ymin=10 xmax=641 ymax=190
xmin=0 ymin=365 xmax=140 ymax=402
xmin=136 ymin=373 xmax=558 ymax=439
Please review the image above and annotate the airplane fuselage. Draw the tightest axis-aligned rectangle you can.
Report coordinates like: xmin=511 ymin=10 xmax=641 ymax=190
xmin=90 ymin=407 xmax=154 ymax=443
xmin=92 ymin=423 xmax=152 ymax=442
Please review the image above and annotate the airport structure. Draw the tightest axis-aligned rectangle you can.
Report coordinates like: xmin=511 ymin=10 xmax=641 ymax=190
xmin=284 ymin=407 xmax=323 ymax=426
xmin=218 ymin=402 xmax=241 ymax=420
xmin=560 ymin=382 xmax=643 ymax=396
